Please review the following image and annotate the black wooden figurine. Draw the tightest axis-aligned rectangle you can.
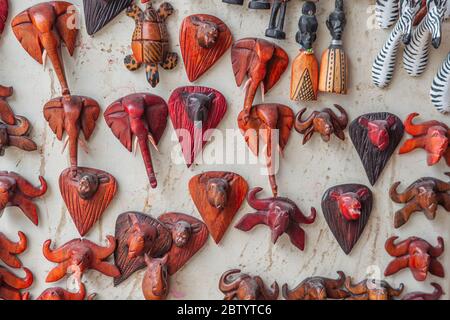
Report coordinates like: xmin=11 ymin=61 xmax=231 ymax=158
xmin=266 ymin=0 xmax=290 ymax=39
xmin=222 ymin=0 xmax=271 ymax=9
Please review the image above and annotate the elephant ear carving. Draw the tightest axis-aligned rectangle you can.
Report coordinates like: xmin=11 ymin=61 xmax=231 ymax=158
xmin=103 ymin=100 xmax=132 ymax=151
xmin=11 ymin=14 xmax=43 ymax=64
xmin=53 ymin=2 xmax=78 ymax=56
xmin=264 ymin=46 xmax=289 ymax=93
xmin=231 ymin=38 xmax=255 ymax=87
xmin=80 ymin=97 xmax=101 ymax=140
xmin=43 ymin=98 xmax=65 ymax=140
xmin=143 ymin=95 xmax=168 ymax=146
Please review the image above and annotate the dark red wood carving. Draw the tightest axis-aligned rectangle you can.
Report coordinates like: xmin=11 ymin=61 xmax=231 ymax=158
xmin=43 ymin=236 xmax=120 ymax=282
xmin=402 ymin=283 xmax=444 ymax=300
xmin=0 ymin=232 xmax=27 ymax=268
xmin=384 ymin=236 xmax=445 ymax=281
xmin=350 ymin=112 xmax=404 ymax=185
xmin=219 ymin=269 xmax=279 ymax=300
xmin=168 ymin=86 xmax=227 ymax=167
xmin=238 ymin=103 xmax=294 ymax=196
xmin=294 ymin=105 xmax=348 ymax=145
xmin=0 ymin=171 xmax=47 ymax=225
xmin=12 ymin=1 xmax=79 ymax=95
xmin=345 ymin=277 xmax=404 ymax=300
xmin=104 ymin=93 xmax=168 ymax=189
xmin=37 ymin=275 xmax=96 ymax=300
xmin=44 ymin=95 xmax=100 ymax=168
xmin=399 ymin=113 xmax=450 ymax=166
xmin=0 ymin=266 xmax=33 ymax=300
xmin=0 ymin=0 xmax=7 ymax=35
xmin=142 ymin=254 xmax=169 ymax=300
xmin=321 ymin=184 xmax=373 ymax=254
xmin=189 ymin=171 xmax=248 ymax=244
xmin=0 ymin=85 xmax=13 ymax=123
xmin=59 ymin=167 xmax=117 ymax=236
xmin=389 ymin=174 xmax=450 ymax=228
xmin=231 ymin=38 xmax=289 ymax=114
xmin=114 ymin=211 xmax=208 ymax=286
xmin=282 ymin=271 xmax=349 ymax=300
xmin=180 ymin=14 xmax=233 ymax=82
xmin=235 ymin=187 xmax=316 ymax=251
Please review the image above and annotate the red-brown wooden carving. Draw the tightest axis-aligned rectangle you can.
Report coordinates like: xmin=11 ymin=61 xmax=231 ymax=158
xmin=0 ymin=266 xmax=33 ymax=300
xmin=180 ymin=14 xmax=233 ymax=82
xmin=219 ymin=269 xmax=279 ymax=300
xmin=0 ymin=0 xmax=8 ymax=35
xmin=142 ymin=254 xmax=169 ymax=300
xmin=0 ymin=232 xmax=27 ymax=268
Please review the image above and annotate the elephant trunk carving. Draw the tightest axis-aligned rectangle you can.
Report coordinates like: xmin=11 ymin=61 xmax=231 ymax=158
xmin=137 ymin=130 xmax=157 ymax=189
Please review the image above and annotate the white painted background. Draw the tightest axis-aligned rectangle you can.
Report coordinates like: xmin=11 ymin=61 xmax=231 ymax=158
xmin=1 ymin=0 xmax=449 ymax=300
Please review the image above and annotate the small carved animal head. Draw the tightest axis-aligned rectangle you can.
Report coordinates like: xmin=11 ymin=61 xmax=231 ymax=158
xmin=359 ymin=115 xmax=396 ymax=151
xmin=191 ymin=16 xmax=220 ymax=49
xmin=409 ymin=242 xmax=432 ymax=279
xmin=206 ymin=178 xmax=230 ymax=211
xmin=66 ymin=244 xmax=94 ymax=275
xmin=418 ymin=184 xmax=439 ymax=214
xmin=330 ymin=188 xmax=369 ymax=221
xmin=77 ymin=173 xmax=99 ymax=200
xmin=142 ymin=254 xmax=169 ymax=300
xmin=219 ymin=269 xmax=278 ymax=300
xmin=181 ymin=92 xmax=215 ymax=127
xmin=267 ymin=202 xmax=291 ymax=243
xmin=171 ymin=221 xmax=193 ymax=248
xmin=157 ymin=2 xmax=174 ymax=20
xmin=127 ymin=214 xmax=158 ymax=259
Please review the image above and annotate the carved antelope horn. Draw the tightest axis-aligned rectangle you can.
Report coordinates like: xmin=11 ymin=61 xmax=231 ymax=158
xmin=326 ymin=271 xmax=346 ymax=288
xmin=328 ymin=105 xmax=349 ymax=128
xmin=282 ymin=281 xmax=306 ymax=300
xmin=255 ymin=276 xmax=279 ymax=300
xmin=429 ymin=236 xmax=445 ymax=257
xmin=344 ymin=277 xmax=368 ymax=295
xmin=42 ymin=240 xmax=70 ymax=263
xmin=12 ymin=174 xmax=47 ymax=198
xmin=403 ymin=283 xmax=443 ymax=300
xmin=294 ymin=108 xmax=316 ymax=133
xmin=404 ymin=113 xmax=447 ymax=136
xmin=385 ymin=281 xmax=404 ymax=297
xmin=0 ymin=267 xmax=33 ymax=289
xmin=247 ymin=187 xmax=272 ymax=211
xmin=5 ymin=116 xmax=30 ymax=136
xmin=436 ymin=173 xmax=450 ymax=191
xmin=219 ymin=269 xmax=247 ymax=293
xmin=385 ymin=236 xmax=413 ymax=257
xmin=389 ymin=181 xmax=416 ymax=203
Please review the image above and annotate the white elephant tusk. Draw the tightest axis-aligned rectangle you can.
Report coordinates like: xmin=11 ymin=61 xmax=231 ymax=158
xmin=148 ymin=134 xmax=159 ymax=153
xmin=42 ymin=50 xmax=48 ymax=71
xmin=243 ymin=78 xmax=251 ymax=94
xmin=261 ymin=82 xmax=265 ymax=102
xmin=61 ymin=136 xmax=69 ymax=154
xmin=133 ymin=136 xmax=138 ymax=156
xmin=78 ymin=136 xmax=89 ymax=154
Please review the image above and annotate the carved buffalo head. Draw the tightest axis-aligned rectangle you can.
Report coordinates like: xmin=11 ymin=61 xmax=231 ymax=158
xmin=359 ymin=115 xmax=396 ymax=151
xmin=181 ymin=92 xmax=215 ymax=127
xmin=77 ymin=173 xmax=100 ymax=200
xmin=190 ymin=16 xmax=220 ymax=48
xmin=206 ymin=178 xmax=230 ymax=211
xmin=127 ymin=214 xmax=158 ymax=259
xmin=330 ymin=188 xmax=369 ymax=221
xmin=219 ymin=269 xmax=279 ymax=300
xmin=345 ymin=277 xmax=404 ymax=300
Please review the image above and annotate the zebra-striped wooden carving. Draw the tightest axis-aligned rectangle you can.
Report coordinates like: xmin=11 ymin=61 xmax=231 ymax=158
xmin=376 ymin=0 xmax=400 ymax=29
xmin=430 ymin=53 xmax=450 ymax=113
xmin=403 ymin=0 xmax=447 ymax=77
xmin=372 ymin=0 xmax=421 ymax=88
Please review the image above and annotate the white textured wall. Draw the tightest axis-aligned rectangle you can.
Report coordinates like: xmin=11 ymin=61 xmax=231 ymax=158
xmin=1 ymin=0 xmax=449 ymax=300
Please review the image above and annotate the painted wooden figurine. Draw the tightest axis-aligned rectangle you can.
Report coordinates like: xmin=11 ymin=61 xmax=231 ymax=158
xmin=291 ymin=1 xmax=319 ymax=101
xmin=403 ymin=0 xmax=447 ymax=77
xmin=372 ymin=0 xmax=420 ymax=88
xmin=430 ymin=52 xmax=450 ymax=113
xmin=83 ymin=0 xmax=132 ymax=35
xmin=319 ymin=0 xmax=348 ymax=94
xmin=180 ymin=14 xmax=233 ymax=82
xmin=376 ymin=0 xmax=400 ymax=29
xmin=265 ymin=0 xmax=291 ymax=39
xmin=124 ymin=1 xmax=178 ymax=87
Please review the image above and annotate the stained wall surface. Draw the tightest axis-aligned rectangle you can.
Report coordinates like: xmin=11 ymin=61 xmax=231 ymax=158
xmin=1 ymin=0 xmax=449 ymax=299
